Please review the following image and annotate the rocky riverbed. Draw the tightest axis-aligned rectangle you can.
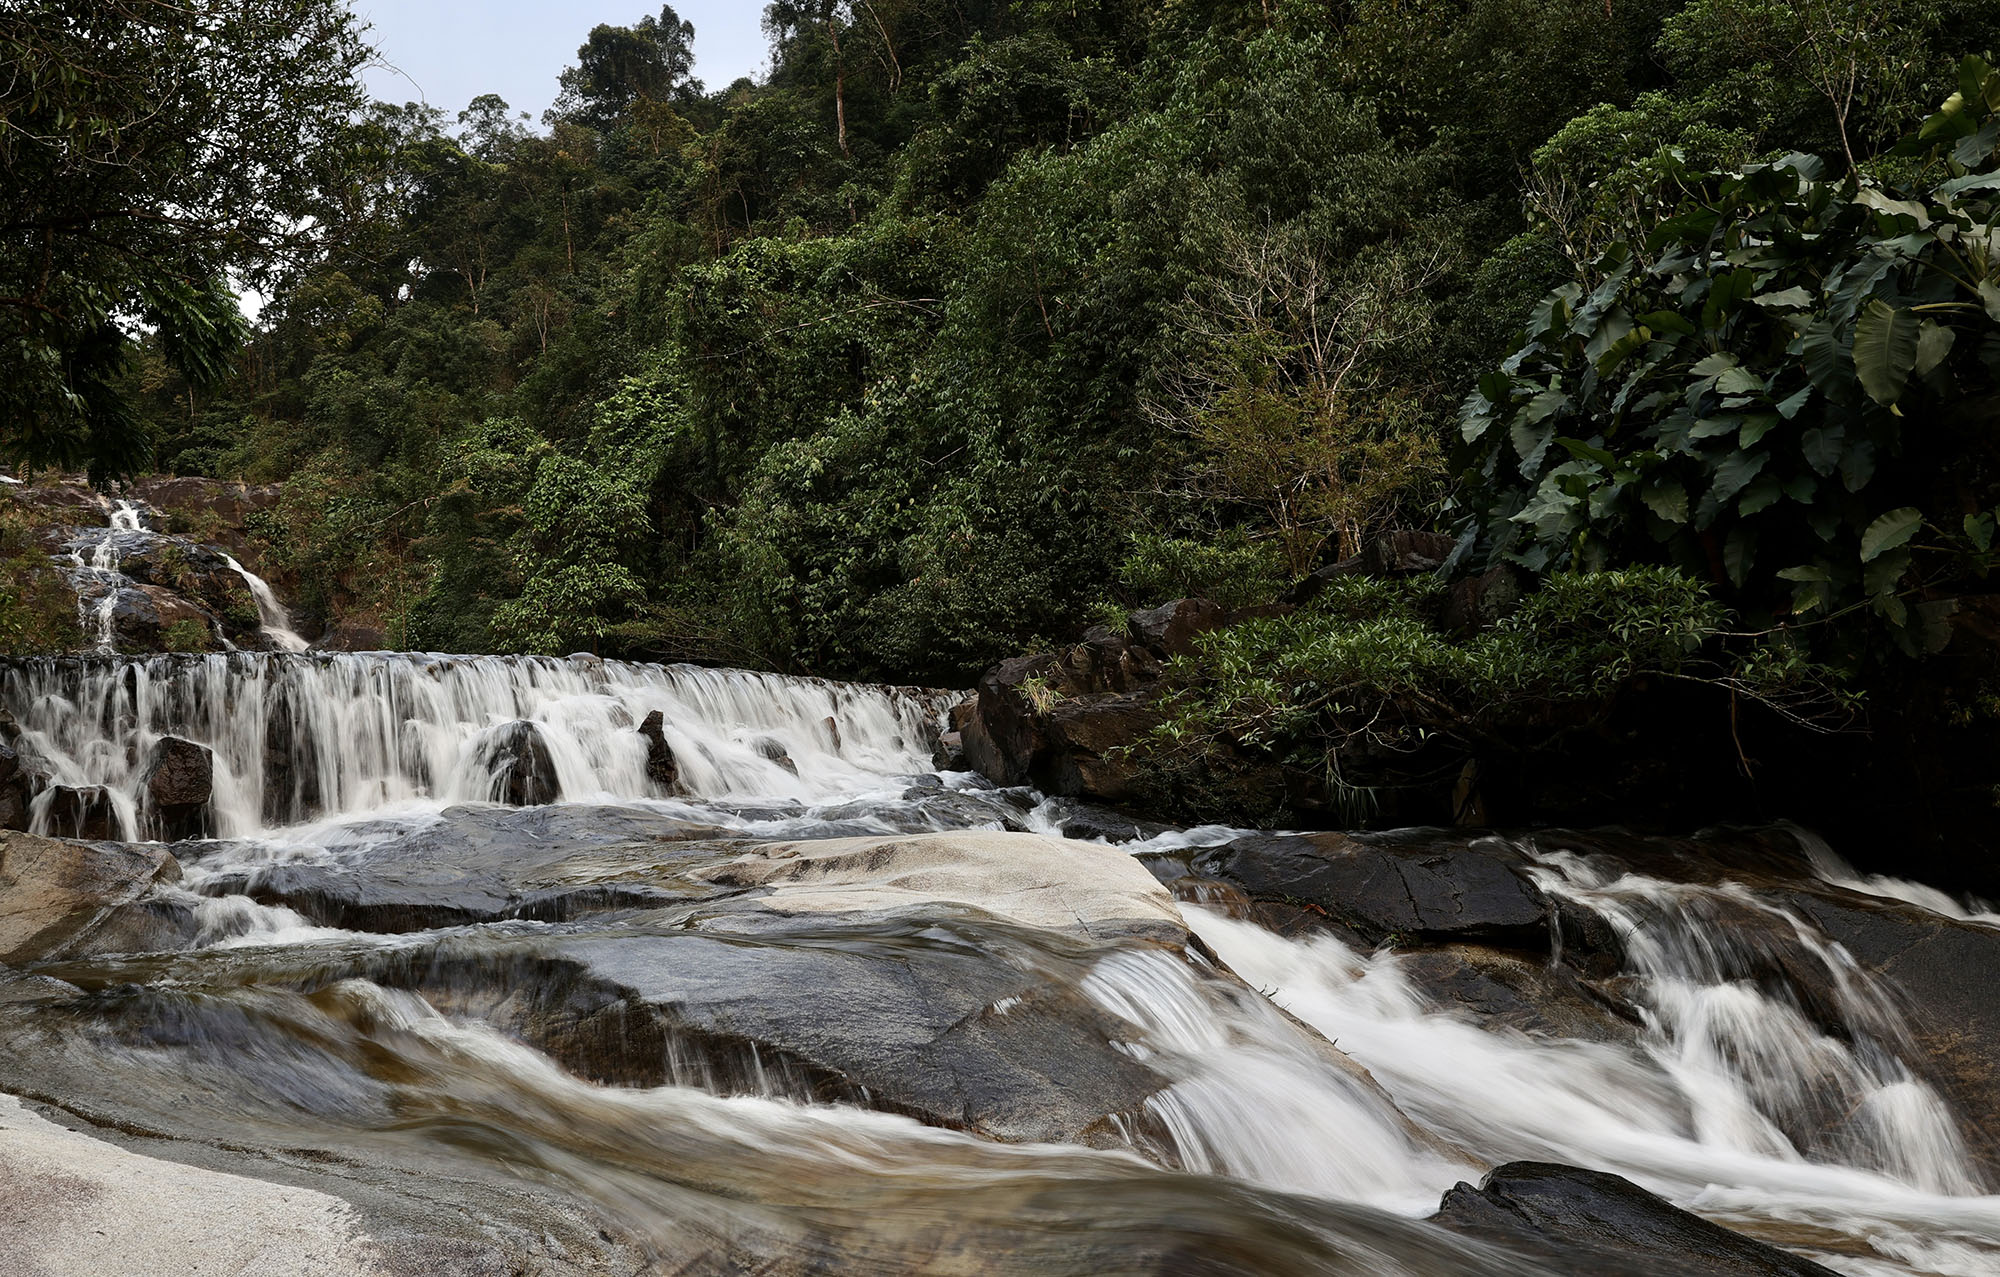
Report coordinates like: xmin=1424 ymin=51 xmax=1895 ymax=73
xmin=0 ymin=648 xmax=1997 ymax=1274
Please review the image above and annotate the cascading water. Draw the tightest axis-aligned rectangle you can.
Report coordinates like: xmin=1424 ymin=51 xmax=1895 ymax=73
xmin=5 ymin=649 xmax=2000 ymax=1272
xmin=217 ymin=551 xmax=312 ymax=652
xmin=1 ymin=652 xmax=952 ymax=840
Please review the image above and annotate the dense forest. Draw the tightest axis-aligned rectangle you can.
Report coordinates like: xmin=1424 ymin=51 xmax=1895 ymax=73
xmin=7 ymin=0 xmax=2000 ymax=703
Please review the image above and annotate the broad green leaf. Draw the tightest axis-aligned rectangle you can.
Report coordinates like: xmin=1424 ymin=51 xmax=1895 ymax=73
xmin=1751 ymin=286 xmax=1814 ymax=309
xmin=1777 ymin=565 xmax=1833 ymax=582
xmin=1774 ymin=385 xmax=1812 ymax=419
xmin=1641 ymin=478 xmax=1689 ymax=524
xmin=1689 ymin=416 xmax=1739 ymax=440
xmin=1801 ymin=425 xmax=1844 ymax=475
xmin=1915 ymin=321 xmax=1956 ymax=375
xmin=1690 ymin=352 xmax=1739 ymax=377
xmin=1738 ymin=475 xmax=1783 ymax=516
xmin=1739 ymin=414 xmax=1779 ymax=447
xmin=1853 ymin=299 xmax=1921 ymax=405
xmin=1854 ymin=187 xmax=1931 ymax=225
xmin=1709 ymin=450 xmax=1768 ymax=504
xmin=1724 ymin=526 xmax=1757 ymax=588
xmin=1860 ymin=507 xmax=1924 ymax=562
xmin=1715 ymin=366 xmax=1765 ymax=396
xmin=1799 ymin=318 xmax=1847 ymax=391
xmin=1555 ymin=437 xmax=1615 ymax=467
xmin=1966 ymin=511 xmax=1996 ymax=552
xmin=1980 ymin=280 xmax=2000 ymax=324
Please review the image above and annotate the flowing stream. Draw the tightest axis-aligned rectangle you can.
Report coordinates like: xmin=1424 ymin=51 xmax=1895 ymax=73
xmin=3 ymin=645 xmax=1999 ymax=1273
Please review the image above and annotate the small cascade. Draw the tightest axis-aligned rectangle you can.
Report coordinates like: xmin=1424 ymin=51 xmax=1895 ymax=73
xmin=0 ymin=652 xmax=951 ymax=840
xmin=1183 ymin=851 xmax=2000 ymax=1273
xmin=217 ymin=551 xmax=312 ymax=651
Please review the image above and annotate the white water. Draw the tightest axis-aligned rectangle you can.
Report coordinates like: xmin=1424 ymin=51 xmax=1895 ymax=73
xmin=217 ymin=551 xmax=312 ymax=651
xmin=2 ymin=652 xmax=950 ymax=841
xmin=1183 ymin=881 xmax=2000 ymax=1275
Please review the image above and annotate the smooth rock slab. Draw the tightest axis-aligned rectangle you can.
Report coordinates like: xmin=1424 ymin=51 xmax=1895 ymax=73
xmin=696 ymin=830 xmax=1186 ymax=942
xmin=0 ymin=1094 xmax=388 ymax=1277
xmin=1194 ymin=831 xmax=1550 ymax=948
xmin=0 ymin=831 xmax=180 ymax=964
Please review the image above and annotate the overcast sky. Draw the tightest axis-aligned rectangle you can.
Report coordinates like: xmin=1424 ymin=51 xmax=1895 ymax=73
xmin=354 ymin=1 xmax=771 ymax=126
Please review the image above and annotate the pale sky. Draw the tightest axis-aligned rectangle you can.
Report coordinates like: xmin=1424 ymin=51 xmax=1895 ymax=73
xmin=355 ymin=1 xmax=772 ymax=126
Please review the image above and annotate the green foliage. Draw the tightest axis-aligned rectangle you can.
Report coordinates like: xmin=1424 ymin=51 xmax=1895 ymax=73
xmin=160 ymin=618 xmax=215 ymax=654
xmin=1118 ymin=533 xmax=1288 ymax=611
xmin=1152 ymin=568 xmax=1847 ymax=772
xmin=0 ymin=0 xmax=367 ymax=476
xmin=1460 ymin=60 xmax=2000 ymax=653
xmin=0 ymin=504 xmax=82 ymax=655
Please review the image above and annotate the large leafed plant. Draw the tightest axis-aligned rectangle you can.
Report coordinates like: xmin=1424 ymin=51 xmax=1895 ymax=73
xmin=1459 ymin=57 xmax=2000 ymax=653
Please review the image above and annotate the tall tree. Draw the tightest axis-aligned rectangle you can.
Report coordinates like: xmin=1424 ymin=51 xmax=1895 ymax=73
xmin=551 ymin=6 xmax=700 ymax=131
xmin=0 ymin=0 xmax=369 ymax=476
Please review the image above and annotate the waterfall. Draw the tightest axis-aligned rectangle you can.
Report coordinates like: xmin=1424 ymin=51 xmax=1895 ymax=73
xmin=217 ymin=552 xmax=312 ymax=652
xmin=0 ymin=652 xmax=950 ymax=840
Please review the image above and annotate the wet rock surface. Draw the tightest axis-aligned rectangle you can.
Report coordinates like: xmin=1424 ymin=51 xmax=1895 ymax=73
xmin=1432 ymin=1162 xmax=1839 ymax=1276
xmin=140 ymin=736 xmax=214 ymax=841
xmin=0 ymin=831 xmax=180 ymax=963
xmin=476 ymin=720 xmax=563 ymax=807
xmin=1193 ymin=830 xmax=1549 ymax=948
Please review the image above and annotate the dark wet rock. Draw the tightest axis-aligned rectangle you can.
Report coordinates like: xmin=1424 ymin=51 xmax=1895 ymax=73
xmin=92 ymin=534 xmax=259 ymax=642
xmin=311 ymin=620 xmax=388 ymax=652
xmin=262 ymin=680 xmax=323 ymax=825
xmin=930 ymin=729 xmax=966 ymax=771
xmin=405 ymin=922 xmax=1171 ymax=1148
xmin=106 ymin=584 xmax=220 ymax=651
xmin=1127 ymin=598 xmax=1227 ymax=659
xmin=1054 ymin=803 xmax=1177 ymax=845
xmin=380 ymin=831 xmax=1197 ymax=1147
xmin=0 ymin=830 xmax=181 ymax=963
xmin=42 ymin=785 xmax=119 ymax=841
xmin=1193 ymin=831 xmax=1549 ymax=948
xmin=476 ymin=720 xmax=561 ymax=807
xmin=0 ymin=737 xmax=31 ymax=832
xmin=140 ymin=736 xmax=214 ymax=842
xmin=1280 ymin=555 xmax=1366 ymax=605
xmin=753 ymin=736 xmax=798 ymax=775
xmin=1441 ymin=564 xmax=1522 ymax=635
xmin=1364 ymin=530 xmax=1457 ymax=575
xmin=201 ymin=804 xmax=739 ymax=933
xmin=1773 ymin=886 xmax=2000 ymax=1179
xmin=1398 ymin=946 xmax=1644 ymax=1045
xmin=638 ymin=710 xmax=679 ymax=794
xmin=1432 ymin=1162 xmax=1837 ymax=1276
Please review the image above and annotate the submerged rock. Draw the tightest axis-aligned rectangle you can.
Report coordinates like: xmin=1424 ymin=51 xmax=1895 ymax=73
xmin=0 ymin=830 xmax=180 ymax=963
xmin=476 ymin=720 xmax=562 ymax=807
xmin=638 ymin=709 xmax=680 ymax=793
xmin=1432 ymin=1162 xmax=1837 ymax=1276
xmin=140 ymin=735 xmax=214 ymax=841
xmin=41 ymin=785 xmax=119 ymax=841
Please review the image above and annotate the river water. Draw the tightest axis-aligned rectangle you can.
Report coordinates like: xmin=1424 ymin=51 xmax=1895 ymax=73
xmin=3 ymin=646 xmax=1998 ymax=1275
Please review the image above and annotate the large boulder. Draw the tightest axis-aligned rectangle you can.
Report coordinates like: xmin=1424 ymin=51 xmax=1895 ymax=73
xmin=139 ymin=736 xmax=214 ymax=842
xmin=41 ymin=785 xmax=119 ymax=841
xmin=474 ymin=720 xmax=561 ymax=807
xmin=1127 ymin=598 xmax=1226 ymax=659
xmin=0 ymin=736 xmax=33 ymax=832
xmin=106 ymin=584 xmax=221 ymax=651
xmin=1432 ymin=1162 xmax=1837 ymax=1276
xmin=1774 ymin=885 xmax=2000 ymax=1180
xmin=1193 ymin=830 xmax=1550 ymax=948
xmin=197 ymin=803 xmax=738 ymax=933
xmin=383 ymin=832 xmax=1204 ymax=1148
xmin=0 ymin=830 xmax=180 ymax=963
xmin=637 ymin=710 xmax=680 ymax=793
